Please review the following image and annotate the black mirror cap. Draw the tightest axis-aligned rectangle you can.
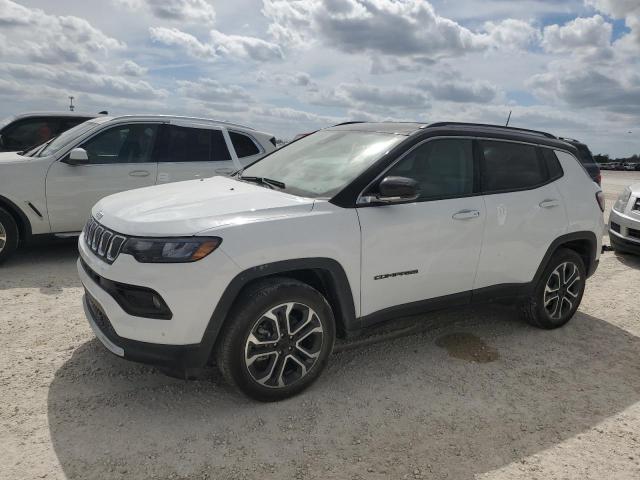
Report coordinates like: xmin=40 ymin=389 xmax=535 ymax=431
xmin=378 ymin=176 xmax=419 ymax=199
xmin=62 ymin=155 xmax=89 ymax=166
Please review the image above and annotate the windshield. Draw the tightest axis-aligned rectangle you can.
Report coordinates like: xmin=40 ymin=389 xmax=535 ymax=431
xmin=36 ymin=120 xmax=99 ymax=157
xmin=241 ymin=130 xmax=404 ymax=198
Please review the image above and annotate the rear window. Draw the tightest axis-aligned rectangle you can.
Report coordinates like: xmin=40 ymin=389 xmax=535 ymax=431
xmin=480 ymin=140 xmax=548 ymax=192
xmin=230 ymin=131 xmax=260 ymax=158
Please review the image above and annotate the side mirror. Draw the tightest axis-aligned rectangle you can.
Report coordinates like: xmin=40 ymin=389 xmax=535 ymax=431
xmin=377 ymin=176 xmax=419 ymax=202
xmin=64 ymin=147 xmax=89 ymax=165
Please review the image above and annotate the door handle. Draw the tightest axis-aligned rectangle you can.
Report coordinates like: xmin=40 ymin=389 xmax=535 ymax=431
xmin=452 ymin=209 xmax=481 ymax=220
xmin=539 ymin=199 xmax=560 ymax=208
xmin=129 ymin=170 xmax=150 ymax=177
xmin=215 ymin=168 xmax=235 ymax=175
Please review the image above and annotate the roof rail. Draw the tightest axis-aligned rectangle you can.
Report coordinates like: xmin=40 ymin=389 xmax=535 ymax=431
xmin=112 ymin=114 xmax=257 ymax=131
xmin=426 ymin=122 xmax=557 ymax=139
xmin=331 ymin=121 xmax=367 ymax=127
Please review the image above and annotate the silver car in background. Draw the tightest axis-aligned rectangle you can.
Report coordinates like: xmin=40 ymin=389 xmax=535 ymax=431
xmin=609 ymin=183 xmax=640 ymax=255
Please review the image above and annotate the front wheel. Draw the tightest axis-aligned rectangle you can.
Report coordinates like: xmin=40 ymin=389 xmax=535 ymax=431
xmin=215 ymin=278 xmax=335 ymax=401
xmin=0 ymin=208 xmax=19 ymax=265
xmin=521 ymin=248 xmax=586 ymax=329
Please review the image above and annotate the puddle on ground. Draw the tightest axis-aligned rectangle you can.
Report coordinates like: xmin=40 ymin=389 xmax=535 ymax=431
xmin=435 ymin=332 xmax=500 ymax=363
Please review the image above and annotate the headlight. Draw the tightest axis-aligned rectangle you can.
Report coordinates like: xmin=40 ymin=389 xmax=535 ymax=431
xmin=613 ymin=187 xmax=631 ymax=212
xmin=121 ymin=237 xmax=222 ymax=263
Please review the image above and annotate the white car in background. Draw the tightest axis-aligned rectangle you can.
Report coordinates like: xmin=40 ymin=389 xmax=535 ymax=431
xmin=0 ymin=115 xmax=276 ymax=263
xmin=609 ymin=183 xmax=640 ymax=255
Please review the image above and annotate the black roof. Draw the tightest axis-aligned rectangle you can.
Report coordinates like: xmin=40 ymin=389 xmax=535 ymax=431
xmin=328 ymin=121 xmax=577 ymax=152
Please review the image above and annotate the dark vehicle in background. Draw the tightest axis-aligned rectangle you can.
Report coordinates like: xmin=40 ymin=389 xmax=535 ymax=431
xmin=559 ymin=137 xmax=601 ymax=185
xmin=0 ymin=112 xmax=106 ymax=152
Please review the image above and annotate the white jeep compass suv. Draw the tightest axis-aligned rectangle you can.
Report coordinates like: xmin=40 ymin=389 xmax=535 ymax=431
xmin=78 ymin=122 xmax=605 ymax=401
xmin=0 ymin=115 xmax=275 ymax=263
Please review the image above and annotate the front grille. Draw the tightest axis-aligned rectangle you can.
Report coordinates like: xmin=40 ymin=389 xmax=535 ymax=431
xmin=629 ymin=228 xmax=640 ymax=240
xmin=611 ymin=222 xmax=621 ymax=233
xmin=84 ymin=218 xmax=127 ymax=263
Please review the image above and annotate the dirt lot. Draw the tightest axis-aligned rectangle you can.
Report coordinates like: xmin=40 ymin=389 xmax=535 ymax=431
xmin=2 ymin=171 xmax=640 ymax=480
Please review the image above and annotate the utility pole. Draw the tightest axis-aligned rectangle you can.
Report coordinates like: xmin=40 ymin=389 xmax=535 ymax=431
xmin=69 ymin=96 xmax=75 ymax=112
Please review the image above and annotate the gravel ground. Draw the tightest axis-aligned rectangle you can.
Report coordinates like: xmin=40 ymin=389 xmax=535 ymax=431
xmin=2 ymin=171 xmax=640 ymax=480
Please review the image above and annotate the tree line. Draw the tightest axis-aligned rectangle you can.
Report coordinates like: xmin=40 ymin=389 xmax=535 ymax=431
xmin=594 ymin=153 xmax=639 ymax=164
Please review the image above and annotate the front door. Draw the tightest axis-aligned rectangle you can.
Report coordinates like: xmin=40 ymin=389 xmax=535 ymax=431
xmin=45 ymin=123 xmax=159 ymax=232
xmin=155 ymin=123 xmax=238 ymax=184
xmin=357 ymin=138 xmax=486 ymax=320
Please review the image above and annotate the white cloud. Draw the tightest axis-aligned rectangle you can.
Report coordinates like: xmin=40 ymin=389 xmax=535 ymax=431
xmin=542 ymin=15 xmax=613 ymax=58
xmin=119 ymin=60 xmax=148 ymax=77
xmin=484 ymin=19 xmax=541 ymax=50
xmin=0 ymin=63 xmax=167 ymax=100
xmin=149 ymin=27 xmax=215 ymax=58
xmin=177 ymin=78 xmax=253 ymax=104
xmin=586 ymin=0 xmax=640 ymax=45
xmin=114 ymin=0 xmax=216 ymax=25
xmin=0 ymin=0 xmax=125 ymax=69
xmin=416 ymin=78 xmax=499 ymax=103
xmin=262 ymin=0 xmax=487 ymax=59
xmin=149 ymin=27 xmax=283 ymax=62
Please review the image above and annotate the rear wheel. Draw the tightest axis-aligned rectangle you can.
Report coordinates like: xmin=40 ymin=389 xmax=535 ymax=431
xmin=521 ymin=248 xmax=586 ymax=329
xmin=215 ymin=278 xmax=335 ymax=401
xmin=0 ymin=208 xmax=19 ymax=265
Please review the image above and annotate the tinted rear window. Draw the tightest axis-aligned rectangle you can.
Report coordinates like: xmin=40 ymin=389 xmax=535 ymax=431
xmin=480 ymin=140 xmax=548 ymax=192
xmin=160 ymin=126 xmax=231 ymax=162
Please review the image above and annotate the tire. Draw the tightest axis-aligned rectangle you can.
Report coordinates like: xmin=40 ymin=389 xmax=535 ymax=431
xmin=215 ymin=277 xmax=336 ymax=401
xmin=0 ymin=207 xmax=19 ymax=265
xmin=520 ymin=248 xmax=586 ymax=329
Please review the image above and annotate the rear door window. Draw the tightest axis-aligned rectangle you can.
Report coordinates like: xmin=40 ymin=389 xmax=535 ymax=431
xmin=160 ymin=126 xmax=231 ymax=162
xmin=479 ymin=140 xmax=548 ymax=192
xmin=229 ymin=131 xmax=260 ymax=158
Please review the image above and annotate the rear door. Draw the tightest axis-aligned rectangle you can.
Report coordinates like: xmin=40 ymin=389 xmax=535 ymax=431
xmin=473 ymin=140 xmax=567 ymax=290
xmin=45 ymin=122 xmax=159 ymax=232
xmin=155 ymin=122 xmax=239 ymax=184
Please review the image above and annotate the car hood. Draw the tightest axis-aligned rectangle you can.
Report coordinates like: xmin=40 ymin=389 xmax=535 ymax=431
xmin=93 ymin=176 xmax=316 ymax=236
xmin=0 ymin=151 xmax=29 ymax=164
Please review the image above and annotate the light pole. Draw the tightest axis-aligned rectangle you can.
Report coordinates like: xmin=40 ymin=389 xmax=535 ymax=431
xmin=69 ymin=96 xmax=75 ymax=112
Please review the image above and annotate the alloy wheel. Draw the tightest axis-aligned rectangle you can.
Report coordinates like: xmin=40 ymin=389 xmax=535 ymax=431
xmin=0 ymin=221 xmax=6 ymax=253
xmin=244 ymin=302 xmax=324 ymax=388
xmin=543 ymin=261 xmax=582 ymax=320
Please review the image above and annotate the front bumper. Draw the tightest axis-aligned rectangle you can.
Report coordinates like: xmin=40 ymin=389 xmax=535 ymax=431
xmin=609 ymin=208 xmax=640 ymax=255
xmin=83 ymin=292 xmax=207 ymax=375
xmin=77 ymin=230 xmax=241 ymax=373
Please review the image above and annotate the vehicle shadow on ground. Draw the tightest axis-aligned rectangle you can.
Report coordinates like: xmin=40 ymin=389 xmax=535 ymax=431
xmin=0 ymin=242 xmax=79 ymax=294
xmin=613 ymin=251 xmax=640 ymax=270
xmin=47 ymin=306 xmax=640 ymax=479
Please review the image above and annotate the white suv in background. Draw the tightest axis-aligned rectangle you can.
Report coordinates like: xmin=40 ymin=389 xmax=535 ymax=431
xmin=78 ymin=122 xmax=605 ymax=401
xmin=0 ymin=115 xmax=276 ymax=263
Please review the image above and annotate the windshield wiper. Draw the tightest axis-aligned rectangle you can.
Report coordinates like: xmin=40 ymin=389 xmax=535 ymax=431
xmin=239 ymin=176 xmax=286 ymax=189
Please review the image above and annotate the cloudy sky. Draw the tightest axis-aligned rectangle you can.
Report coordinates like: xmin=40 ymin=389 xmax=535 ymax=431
xmin=0 ymin=0 xmax=638 ymax=156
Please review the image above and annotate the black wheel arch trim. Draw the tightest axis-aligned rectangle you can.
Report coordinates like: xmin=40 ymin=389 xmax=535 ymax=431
xmin=0 ymin=194 xmax=33 ymax=242
xmin=193 ymin=257 xmax=358 ymax=368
